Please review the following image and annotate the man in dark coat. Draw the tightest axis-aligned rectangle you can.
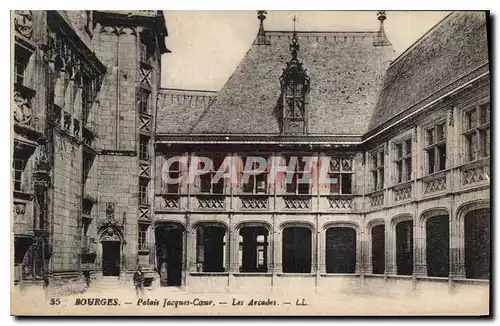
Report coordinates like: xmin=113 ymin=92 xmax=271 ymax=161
xmin=133 ymin=265 xmax=144 ymax=296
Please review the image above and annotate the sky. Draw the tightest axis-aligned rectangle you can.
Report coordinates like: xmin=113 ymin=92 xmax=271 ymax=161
xmin=161 ymin=11 xmax=451 ymax=91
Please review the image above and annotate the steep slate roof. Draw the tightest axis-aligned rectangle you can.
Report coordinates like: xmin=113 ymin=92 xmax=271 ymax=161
xmin=368 ymin=11 xmax=489 ymax=133
xmin=186 ymin=30 xmax=394 ymax=135
xmin=156 ymin=88 xmax=217 ymax=134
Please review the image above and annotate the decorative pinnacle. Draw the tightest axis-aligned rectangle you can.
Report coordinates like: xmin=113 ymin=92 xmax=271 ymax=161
xmin=377 ymin=11 xmax=387 ymax=22
xmin=257 ymin=10 xmax=267 ymax=21
xmin=256 ymin=10 xmax=268 ymax=44
xmin=290 ymin=15 xmax=299 ymax=60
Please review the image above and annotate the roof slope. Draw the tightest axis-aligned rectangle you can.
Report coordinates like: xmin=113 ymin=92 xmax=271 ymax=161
xmin=156 ymin=89 xmax=217 ymax=134
xmin=188 ymin=31 xmax=394 ymax=135
xmin=368 ymin=11 xmax=489 ymax=132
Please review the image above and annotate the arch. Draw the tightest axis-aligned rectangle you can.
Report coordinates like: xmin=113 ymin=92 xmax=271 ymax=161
xmin=155 ymin=220 xmax=186 ymax=232
xmin=237 ymin=222 xmax=271 ymax=273
xmin=391 ymin=214 xmax=414 ymax=276
xmin=192 ymin=220 xmax=228 ymax=273
xmin=97 ymin=225 xmax=124 ymax=243
xmin=191 ymin=220 xmax=229 ymax=232
xmin=279 ymin=220 xmax=315 ymax=232
xmin=323 ymin=221 xmax=360 ymax=232
xmin=155 ymin=221 xmax=186 ymax=286
xmin=390 ymin=213 xmax=413 ymax=228
xmin=418 ymin=207 xmax=450 ymax=226
xmin=235 ymin=220 xmax=272 ymax=233
xmin=366 ymin=218 xmax=385 ymax=232
xmin=456 ymin=199 xmax=490 ymax=222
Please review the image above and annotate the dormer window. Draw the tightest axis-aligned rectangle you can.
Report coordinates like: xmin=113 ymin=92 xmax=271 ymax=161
xmin=279 ymin=27 xmax=310 ymax=134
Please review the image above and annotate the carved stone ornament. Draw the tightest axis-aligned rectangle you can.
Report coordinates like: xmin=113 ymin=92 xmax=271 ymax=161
xmin=100 ymin=227 xmax=121 ymax=242
xmin=14 ymin=11 xmax=34 ymax=39
xmin=33 ymin=148 xmax=51 ymax=193
xmin=448 ymin=107 xmax=454 ymax=127
xmin=106 ymin=202 xmax=115 ymax=221
xmin=13 ymin=90 xmax=33 ymax=126
xmin=14 ymin=203 xmax=26 ymax=216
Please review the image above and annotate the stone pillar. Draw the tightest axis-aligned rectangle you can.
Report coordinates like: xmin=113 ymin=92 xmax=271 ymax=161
xmin=355 ymin=230 xmax=363 ymax=274
xmin=273 ymin=227 xmax=282 ymax=274
xmin=230 ymin=227 xmax=239 ymax=273
xmin=196 ymin=226 xmax=204 ymax=272
xmin=186 ymin=217 xmax=196 ymax=273
xmin=311 ymin=227 xmax=317 ymax=274
xmin=385 ymin=223 xmax=394 ymax=276
xmin=318 ymin=227 xmax=326 ymax=274
xmin=181 ymin=230 xmax=187 ymax=287
xmin=451 ymin=210 xmax=466 ymax=278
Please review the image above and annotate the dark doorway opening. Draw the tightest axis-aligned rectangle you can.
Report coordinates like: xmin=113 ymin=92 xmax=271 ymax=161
xmin=102 ymin=241 xmax=120 ymax=276
xmin=426 ymin=215 xmax=449 ymax=277
xmin=465 ymin=208 xmax=490 ymax=279
xmin=371 ymin=225 xmax=385 ymax=274
xmin=282 ymin=227 xmax=311 ymax=273
xmin=326 ymin=227 xmax=356 ymax=273
xmin=196 ymin=224 xmax=226 ymax=272
xmin=396 ymin=220 xmax=413 ymax=275
xmin=155 ymin=224 xmax=184 ymax=286
xmin=239 ymin=227 xmax=268 ymax=272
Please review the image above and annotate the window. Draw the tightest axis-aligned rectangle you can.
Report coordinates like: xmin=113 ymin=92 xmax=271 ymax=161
xmin=328 ymin=157 xmax=353 ymax=194
xmin=394 ymin=138 xmax=412 ymax=183
xmin=138 ymin=224 xmax=148 ymax=251
xmin=241 ymin=157 xmax=267 ymax=194
xmin=285 ymin=157 xmax=310 ymax=194
xmin=164 ymin=157 xmax=180 ymax=194
xmin=14 ymin=46 xmax=30 ymax=85
xmin=139 ymin=135 xmax=149 ymax=161
xmin=463 ymin=103 xmax=490 ymax=162
xmin=139 ymin=178 xmax=149 ymax=205
xmin=137 ymin=88 xmax=150 ymax=114
xmin=371 ymin=149 xmax=385 ymax=191
xmin=13 ymin=158 xmax=27 ymax=192
xmin=425 ymin=122 xmax=447 ymax=174
xmin=199 ymin=155 xmax=225 ymax=194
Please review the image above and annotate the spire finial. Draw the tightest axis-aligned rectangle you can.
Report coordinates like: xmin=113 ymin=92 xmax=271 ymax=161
xmin=374 ymin=11 xmax=391 ymax=46
xmin=256 ymin=10 xmax=268 ymax=45
xmin=377 ymin=11 xmax=387 ymax=22
xmin=289 ymin=15 xmax=299 ymax=60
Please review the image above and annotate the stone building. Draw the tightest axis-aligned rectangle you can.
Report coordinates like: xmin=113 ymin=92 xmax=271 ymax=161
xmin=13 ymin=10 xmax=490 ymax=295
xmin=12 ymin=10 xmax=168 ymax=288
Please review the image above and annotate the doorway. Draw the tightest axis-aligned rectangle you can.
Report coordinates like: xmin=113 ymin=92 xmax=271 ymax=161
xmin=282 ymin=227 xmax=311 ymax=273
xmin=465 ymin=208 xmax=490 ymax=279
xmin=155 ymin=224 xmax=184 ymax=286
xmin=426 ymin=215 xmax=449 ymax=277
xmin=102 ymin=241 xmax=120 ymax=276
xmin=326 ymin=227 xmax=357 ymax=274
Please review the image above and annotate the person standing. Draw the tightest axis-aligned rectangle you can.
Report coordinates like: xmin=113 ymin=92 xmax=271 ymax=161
xmin=133 ymin=265 xmax=144 ymax=296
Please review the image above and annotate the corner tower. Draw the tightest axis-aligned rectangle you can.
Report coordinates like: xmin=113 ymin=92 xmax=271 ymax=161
xmin=90 ymin=10 xmax=168 ymax=279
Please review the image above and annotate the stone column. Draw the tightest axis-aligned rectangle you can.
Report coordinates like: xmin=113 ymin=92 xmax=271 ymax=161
xmin=230 ymin=226 xmax=239 ymax=273
xmin=318 ymin=227 xmax=326 ymax=274
xmin=385 ymin=223 xmax=394 ymax=275
xmin=181 ymin=230 xmax=187 ymax=287
xmin=273 ymin=225 xmax=282 ymax=274
xmin=451 ymin=210 xmax=466 ymax=278
xmin=196 ymin=226 xmax=204 ymax=272
xmin=356 ymin=230 xmax=363 ymax=274
xmin=186 ymin=216 xmax=196 ymax=273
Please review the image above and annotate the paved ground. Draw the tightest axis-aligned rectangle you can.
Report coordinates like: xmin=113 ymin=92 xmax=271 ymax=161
xmin=11 ymin=281 xmax=490 ymax=316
